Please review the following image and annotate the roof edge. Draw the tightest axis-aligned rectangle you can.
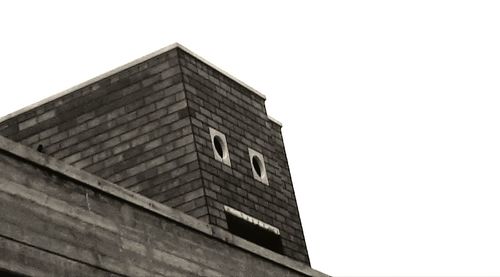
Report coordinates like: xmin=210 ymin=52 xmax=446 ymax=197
xmin=175 ymin=43 xmax=267 ymax=100
xmin=268 ymin=115 xmax=283 ymax=127
xmin=0 ymin=42 xmax=267 ymax=124
xmin=0 ymin=135 xmax=329 ymax=277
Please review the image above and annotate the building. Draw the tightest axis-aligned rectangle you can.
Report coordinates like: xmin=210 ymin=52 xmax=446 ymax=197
xmin=0 ymin=43 xmax=328 ymax=276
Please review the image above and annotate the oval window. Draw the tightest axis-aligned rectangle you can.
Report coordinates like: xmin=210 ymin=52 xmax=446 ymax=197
xmin=214 ymin=135 xmax=224 ymax=158
xmin=248 ymin=148 xmax=269 ymax=185
xmin=252 ymin=156 xmax=262 ymax=177
xmin=209 ymin=127 xmax=231 ymax=167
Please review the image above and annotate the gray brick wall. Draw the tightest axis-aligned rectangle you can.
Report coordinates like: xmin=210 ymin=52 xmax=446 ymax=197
xmin=178 ymin=49 xmax=310 ymax=264
xmin=0 ymin=45 xmax=310 ymax=264
xmin=0 ymin=48 xmax=207 ymax=220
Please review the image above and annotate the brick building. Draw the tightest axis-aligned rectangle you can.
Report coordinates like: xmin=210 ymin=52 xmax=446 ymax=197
xmin=0 ymin=43 xmax=327 ymax=276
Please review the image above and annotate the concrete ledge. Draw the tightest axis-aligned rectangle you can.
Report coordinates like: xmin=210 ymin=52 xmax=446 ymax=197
xmin=224 ymin=205 xmax=280 ymax=235
xmin=268 ymin=115 xmax=283 ymax=127
xmin=0 ymin=43 xmax=268 ymax=124
xmin=0 ymin=135 xmax=329 ymax=277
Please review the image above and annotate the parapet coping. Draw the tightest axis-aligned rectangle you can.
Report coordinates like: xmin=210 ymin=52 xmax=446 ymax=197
xmin=268 ymin=115 xmax=283 ymax=127
xmin=0 ymin=135 xmax=328 ymax=277
xmin=0 ymin=43 xmax=284 ymax=126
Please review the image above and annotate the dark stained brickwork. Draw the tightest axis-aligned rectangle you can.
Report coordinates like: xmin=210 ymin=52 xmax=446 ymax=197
xmin=178 ymin=49 xmax=309 ymax=263
xmin=0 ymin=45 xmax=309 ymax=264
xmin=0 ymin=49 xmax=206 ymax=221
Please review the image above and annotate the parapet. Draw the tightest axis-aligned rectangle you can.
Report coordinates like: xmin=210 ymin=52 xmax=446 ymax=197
xmin=0 ymin=135 xmax=328 ymax=276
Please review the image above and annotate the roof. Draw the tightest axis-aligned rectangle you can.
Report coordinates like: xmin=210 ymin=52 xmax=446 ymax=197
xmin=0 ymin=43 xmax=283 ymax=126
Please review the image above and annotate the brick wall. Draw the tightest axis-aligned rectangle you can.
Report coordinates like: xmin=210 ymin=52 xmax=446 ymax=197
xmin=0 ymin=45 xmax=310 ymax=264
xmin=0 ymin=48 xmax=209 ymax=220
xmin=178 ymin=49 xmax=309 ymax=264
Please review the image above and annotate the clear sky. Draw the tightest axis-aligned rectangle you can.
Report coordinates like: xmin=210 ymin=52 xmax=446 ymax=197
xmin=1 ymin=1 xmax=500 ymax=276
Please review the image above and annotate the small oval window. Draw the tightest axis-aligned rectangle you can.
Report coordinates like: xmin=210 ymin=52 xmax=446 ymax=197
xmin=252 ymin=156 xmax=262 ymax=177
xmin=248 ymin=148 xmax=268 ymax=185
xmin=209 ymin=127 xmax=231 ymax=167
xmin=214 ymin=135 xmax=224 ymax=158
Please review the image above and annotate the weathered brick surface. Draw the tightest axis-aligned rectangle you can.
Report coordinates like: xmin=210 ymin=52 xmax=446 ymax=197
xmin=0 ymin=48 xmax=207 ymax=219
xmin=0 ymin=147 xmax=310 ymax=277
xmin=0 ymin=45 xmax=310 ymax=264
xmin=178 ymin=49 xmax=310 ymax=264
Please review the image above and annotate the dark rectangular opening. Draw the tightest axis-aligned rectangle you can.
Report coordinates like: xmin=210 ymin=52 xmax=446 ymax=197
xmin=225 ymin=212 xmax=283 ymax=254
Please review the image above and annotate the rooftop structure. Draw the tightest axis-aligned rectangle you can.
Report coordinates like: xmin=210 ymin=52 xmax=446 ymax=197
xmin=0 ymin=43 xmax=327 ymax=276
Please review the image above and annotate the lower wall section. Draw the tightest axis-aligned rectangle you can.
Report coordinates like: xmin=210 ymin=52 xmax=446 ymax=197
xmin=0 ymin=144 xmax=314 ymax=277
xmin=0 ymin=236 xmax=121 ymax=277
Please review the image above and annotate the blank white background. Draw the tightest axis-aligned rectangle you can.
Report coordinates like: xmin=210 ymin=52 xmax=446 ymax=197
xmin=1 ymin=1 xmax=500 ymax=276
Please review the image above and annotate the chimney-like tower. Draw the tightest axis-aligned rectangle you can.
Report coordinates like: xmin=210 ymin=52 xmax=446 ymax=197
xmin=0 ymin=44 xmax=309 ymax=264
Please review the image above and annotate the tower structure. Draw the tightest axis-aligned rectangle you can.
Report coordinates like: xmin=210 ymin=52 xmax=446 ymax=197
xmin=0 ymin=43 xmax=309 ymax=264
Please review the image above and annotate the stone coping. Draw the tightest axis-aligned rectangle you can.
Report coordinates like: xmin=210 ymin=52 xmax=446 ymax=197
xmin=0 ymin=135 xmax=329 ymax=277
xmin=0 ymin=43 xmax=285 ymax=125
xmin=268 ymin=115 xmax=283 ymax=127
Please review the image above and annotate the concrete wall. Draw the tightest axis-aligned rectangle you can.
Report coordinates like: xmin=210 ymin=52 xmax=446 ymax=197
xmin=0 ymin=136 xmax=327 ymax=277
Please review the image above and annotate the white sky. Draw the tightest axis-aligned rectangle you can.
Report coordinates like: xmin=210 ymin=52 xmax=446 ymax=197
xmin=1 ymin=1 xmax=500 ymax=276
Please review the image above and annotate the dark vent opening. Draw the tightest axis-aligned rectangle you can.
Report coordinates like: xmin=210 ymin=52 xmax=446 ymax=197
xmin=225 ymin=212 xmax=283 ymax=254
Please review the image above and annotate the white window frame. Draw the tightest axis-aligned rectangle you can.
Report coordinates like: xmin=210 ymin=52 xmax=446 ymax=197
xmin=248 ymin=147 xmax=268 ymax=185
xmin=209 ymin=127 xmax=231 ymax=167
